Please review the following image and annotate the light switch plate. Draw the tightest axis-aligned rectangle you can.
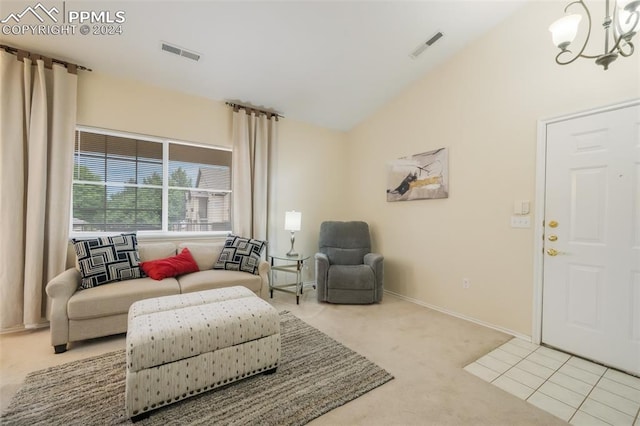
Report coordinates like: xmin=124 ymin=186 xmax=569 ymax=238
xmin=511 ymin=215 xmax=531 ymax=228
xmin=513 ymin=200 xmax=531 ymax=215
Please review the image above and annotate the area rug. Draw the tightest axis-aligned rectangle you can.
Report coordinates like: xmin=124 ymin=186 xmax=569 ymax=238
xmin=1 ymin=311 xmax=393 ymax=426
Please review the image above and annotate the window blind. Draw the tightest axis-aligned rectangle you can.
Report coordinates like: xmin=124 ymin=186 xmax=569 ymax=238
xmin=72 ymin=129 xmax=232 ymax=234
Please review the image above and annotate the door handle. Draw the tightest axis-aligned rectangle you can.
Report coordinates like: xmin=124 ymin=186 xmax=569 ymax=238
xmin=548 ymin=235 xmax=558 ymax=241
xmin=546 ymin=248 xmax=569 ymax=256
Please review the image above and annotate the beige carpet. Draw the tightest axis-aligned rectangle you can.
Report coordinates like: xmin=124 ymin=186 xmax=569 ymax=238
xmin=1 ymin=312 xmax=393 ymax=425
xmin=0 ymin=291 xmax=568 ymax=425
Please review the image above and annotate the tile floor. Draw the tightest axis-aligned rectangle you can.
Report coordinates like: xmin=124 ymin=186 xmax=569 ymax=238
xmin=465 ymin=338 xmax=640 ymax=425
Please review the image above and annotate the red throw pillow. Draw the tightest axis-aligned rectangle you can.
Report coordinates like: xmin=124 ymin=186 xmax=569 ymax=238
xmin=140 ymin=247 xmax=200 ymax=280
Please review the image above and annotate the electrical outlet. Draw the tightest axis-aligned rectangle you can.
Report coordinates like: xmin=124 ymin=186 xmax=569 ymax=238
xmin=462 ymin=278 xmax=470 ymax=289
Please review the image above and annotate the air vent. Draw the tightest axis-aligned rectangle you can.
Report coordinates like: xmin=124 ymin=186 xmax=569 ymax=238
xmin=161 ymin=42 xmax=201 ymax=62
xmin=180 ymin=50 xmax=200 ymax=61
xmin=409 ymin=31 xmax=444 ymax=59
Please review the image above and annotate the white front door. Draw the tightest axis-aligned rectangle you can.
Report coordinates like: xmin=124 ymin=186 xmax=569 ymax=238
xmin=542 ymin=103 xmax=640 ymax=375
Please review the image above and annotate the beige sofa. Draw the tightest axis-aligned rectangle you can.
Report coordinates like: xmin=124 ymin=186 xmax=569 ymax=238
xmin=45 ymin=241 xmax=270 ymax=353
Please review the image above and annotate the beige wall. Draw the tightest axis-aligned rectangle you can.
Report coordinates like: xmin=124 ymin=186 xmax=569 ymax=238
xmin=345 ymin=1 xmax=640 ymax=336
xmin=76 ymin=71 xmax=348 ymax=283
xmin=77 ymin=72 xmax=231 ymax=145
xmin=270 ymin=120 xmax=349 ymax=281
xmin=72 ymin=1 xmax=640 ymax=334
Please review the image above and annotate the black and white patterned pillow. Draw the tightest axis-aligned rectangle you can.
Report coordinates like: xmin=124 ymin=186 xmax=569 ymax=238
xmin=214 ymin=235 xmax=266 ymax=275
xmin=72 ymin=233 xmax=143 ymax=289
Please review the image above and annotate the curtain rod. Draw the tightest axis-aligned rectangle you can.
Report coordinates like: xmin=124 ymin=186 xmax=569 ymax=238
xmin=225 ymin=101 xmax=284 ymax=119
xmin=0 ymin=44 xmax=91 ymax=74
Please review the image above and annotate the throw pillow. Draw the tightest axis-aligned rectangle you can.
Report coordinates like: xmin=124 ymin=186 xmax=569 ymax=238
xmin=72 ymin=233 xmax=143 ymax=289
xmin=140 ymin=247 xmax=200 ymax=280
xmin=214 ymin=235 xmax=266 ymax=275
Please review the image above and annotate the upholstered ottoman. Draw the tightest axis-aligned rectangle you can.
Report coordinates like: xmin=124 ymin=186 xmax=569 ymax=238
xmin=125 ymin=286 xmax=280 ymax=421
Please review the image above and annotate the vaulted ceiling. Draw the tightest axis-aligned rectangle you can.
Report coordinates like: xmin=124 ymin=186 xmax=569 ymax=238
xmin=0 ymin=1 xmax=527 ymax=130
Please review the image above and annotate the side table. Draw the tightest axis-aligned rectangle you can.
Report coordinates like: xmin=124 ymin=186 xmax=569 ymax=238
xmin=269 ymin=253 xmax=310 ymax=304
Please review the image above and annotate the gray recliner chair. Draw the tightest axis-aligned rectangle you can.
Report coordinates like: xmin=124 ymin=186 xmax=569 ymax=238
xmin=315 ymin=221 xmax=383 ymax=304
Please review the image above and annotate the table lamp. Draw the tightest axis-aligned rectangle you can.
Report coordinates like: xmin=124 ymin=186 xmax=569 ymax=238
xmin=284 ymin=210 xmax=301 ymax=257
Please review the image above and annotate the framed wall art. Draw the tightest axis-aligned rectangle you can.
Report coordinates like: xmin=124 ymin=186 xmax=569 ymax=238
xmin=386 ymin=147 xmax=449 ymax=202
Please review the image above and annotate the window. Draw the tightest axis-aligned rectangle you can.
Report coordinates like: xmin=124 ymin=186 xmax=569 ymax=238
xmin=72 ymin=127 xmax=231 ymax=235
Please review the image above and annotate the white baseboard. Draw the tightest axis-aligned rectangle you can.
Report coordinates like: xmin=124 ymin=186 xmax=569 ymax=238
xmin=384 ymin=289 xmax=532 ymax=342
xmin=0 ymin=321 xmax=49 ymax=335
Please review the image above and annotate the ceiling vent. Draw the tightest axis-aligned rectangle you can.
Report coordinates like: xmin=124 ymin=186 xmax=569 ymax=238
xmin=409 ymin=31 xmax=444 ymax=59
xmin=161 ymin=42 xmax=201 ymax=62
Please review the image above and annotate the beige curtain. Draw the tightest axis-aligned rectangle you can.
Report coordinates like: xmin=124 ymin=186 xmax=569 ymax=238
xmin=232 ymin=109 xmax=278 ymax=243
xmin=0 ymin=50 xmax=77 ymax=330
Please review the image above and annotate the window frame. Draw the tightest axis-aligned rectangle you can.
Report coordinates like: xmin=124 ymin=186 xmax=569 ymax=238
xmin=69 ymin=125 xmax=232 ymax=239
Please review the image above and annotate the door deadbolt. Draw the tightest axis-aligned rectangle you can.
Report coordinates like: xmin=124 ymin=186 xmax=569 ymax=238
xmin=548 ymin=220 xmax=558 ymax=228
xmin=548 ymin=235 xmax=558 ymax=241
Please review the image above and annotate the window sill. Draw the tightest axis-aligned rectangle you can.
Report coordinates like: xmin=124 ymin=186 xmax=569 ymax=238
xmin=68 ymin=231 xmax=230 ymax=242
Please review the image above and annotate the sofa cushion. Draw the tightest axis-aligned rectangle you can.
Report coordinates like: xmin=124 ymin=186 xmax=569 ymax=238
xmin=214 ymin=235 xmax=266 ymax=275
xmin=74 ymin=241 xmax=176 ymax=271
xmin=177 ymin=269 xmax=261 ymax=295
xmin=72 ymin=233 xmax=144 ymax=289
xmin=138 ymin=242 xmax=176 ymax=262
xmin=319 ymin=221 xmax=371 ymax=265
xmin=327 ymin=265 xmax=375 ymax=290
xmin=67 ymin=276 xmax=180 ymax=320
xmin=324 ymin=247 xmax=369 ymax=266
xmin=177 ymin=242 xmax=223 ymax=270
xmin=140 ymin=248 xmax=200 ymax=280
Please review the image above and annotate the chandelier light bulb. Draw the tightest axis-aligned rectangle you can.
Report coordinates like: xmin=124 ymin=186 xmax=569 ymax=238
xmin=551 ymin=0 xmax=639 ymax=70
xmin=618 ymin=0 xmax=640 ymax=12
xmin=549 ymin=14 xmax=582 ymax=50
xmin=617 ymin=9 xmax=638 ymax=37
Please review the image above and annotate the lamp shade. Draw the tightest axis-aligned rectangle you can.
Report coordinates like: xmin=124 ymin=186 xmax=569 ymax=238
xmin=549 ymin=14 xmax=582 ymax=48
xmin=284 ymin=211 xmax=301 ymax=231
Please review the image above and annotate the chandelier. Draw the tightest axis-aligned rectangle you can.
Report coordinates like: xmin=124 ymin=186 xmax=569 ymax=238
xmin=549 ymin=0 xmax=640 ymax=70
